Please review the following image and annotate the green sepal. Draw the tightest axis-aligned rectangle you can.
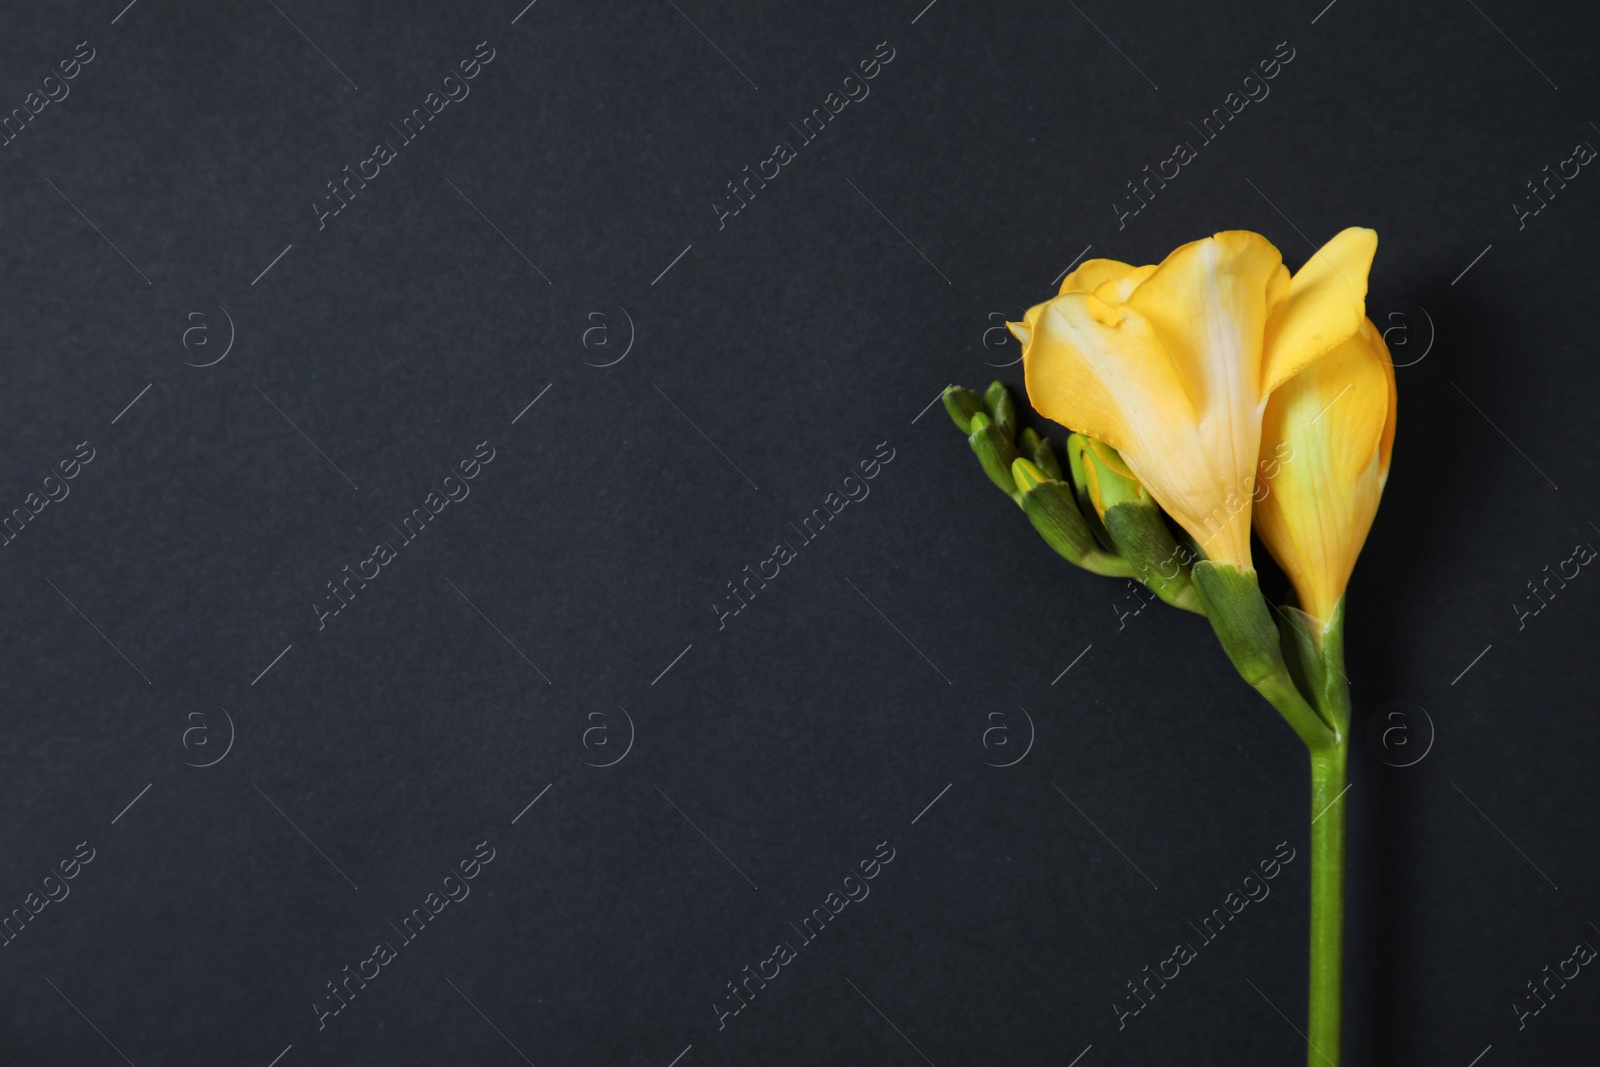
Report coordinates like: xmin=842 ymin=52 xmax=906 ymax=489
xmin=1012 ymin=459 xmax=1134 ymax=577
xmin=1032 ymin=436 xmax=1064 ymax=482
xmin=967 ymin=412 xmax=1021 ymax=498
xmin=984 ymin=380 xmax=1016 ymax=435
xmin=1073 ymin=438 xmax=1201 ymax=613
xmin=1191 ymin=562 xmax=1335 ymax=751
xmin=942 ymin=386 xmax=986 ymax=431
xmin=1276 ymin=599 xmax=1350 ymax=739
xmin=1101 ymin=502 xmax=1203 ymax=614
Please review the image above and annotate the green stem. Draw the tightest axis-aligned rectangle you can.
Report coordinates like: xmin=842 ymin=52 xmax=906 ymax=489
xmin=1253 ymin=597 xmax=1351 ymax=1066
xmin=1195 ymin=572 xmax=1352 ymax=1064
xmin=1307 ymin=738 xmax=1347 ymax=1067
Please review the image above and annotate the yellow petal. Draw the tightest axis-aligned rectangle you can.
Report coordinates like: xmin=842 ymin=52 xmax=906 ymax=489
xmin=1124 ymin=230 xmax=1287 ymax=422
xmin=1262 ymin=227 xmax=1377 ymax=396
xmin=1376 ymin=327 xmax=1398 ymax=489
xmin=1019 ymin=291 xmax=1191 ymax=457
xmin=1091 ymin=264 xmax=1158 ymax=305
xmin=1255 ymin=318 xmax=1394 ymax=624
xmin=1057 ymin=257 xmax=1140 ymax=296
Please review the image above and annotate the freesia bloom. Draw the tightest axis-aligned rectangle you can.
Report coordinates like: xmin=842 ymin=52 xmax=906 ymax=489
xmin=1254 ymin=317 xmax=1396 ymax=626
xmin=1009 ymin=228 xmax=1378 ymax=572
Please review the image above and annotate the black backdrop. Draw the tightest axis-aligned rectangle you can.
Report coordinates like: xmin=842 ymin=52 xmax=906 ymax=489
xmin=1 ymin=1 xmax=1596 ymax=1064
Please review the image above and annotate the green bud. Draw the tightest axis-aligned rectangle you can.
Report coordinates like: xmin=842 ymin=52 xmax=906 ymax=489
xmin=1064 ymin=432 xmax=1094 ymax=507
xmin=1064 ymin=433 xmax=1115 ymax=553
xmin=1101 ymin=504 xmax=1203 ymax=613
xmin=1079 ymin=438 xmax=1147 ymax=515
xmin=984 ymin=380 xmax=1016 ymax=434
xmin=1077 ymin=438 xmax=1201 ymax=613
xmin=1011 ymin=456 xmax=1048 ymax=493
xmin=967 ymin=413 xmax=1021 ymax=497
xmin=1032 ymin=436 xmax=1064 ymax=481
xmin=1010 ymin=458 xmax=1134 ymax=578
xmin=942 ymin=386 xmax=986 ymax=432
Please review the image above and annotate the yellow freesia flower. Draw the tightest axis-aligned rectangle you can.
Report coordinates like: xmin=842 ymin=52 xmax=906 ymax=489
xmin=1254 ymin=317 xmax=1397 ymax=626
xmin=1009 ymin=227 xmax=1377 ymax=572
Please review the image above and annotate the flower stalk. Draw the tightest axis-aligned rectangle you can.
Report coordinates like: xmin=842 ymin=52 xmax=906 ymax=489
xmin=1307 ymin=734 xmax=1347 ymax=1067
xmin=1291 ymin=606 xmax=1351 ymax=1067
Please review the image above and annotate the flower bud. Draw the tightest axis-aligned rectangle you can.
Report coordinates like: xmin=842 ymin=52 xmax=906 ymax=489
xmin=1064 ymin=433 xmax=1113 ymax=546
xmin=1078 ymin=437 xmax=1149 ymax=515
xmin=1011 ymin=455 xmax=1048 ymax=493
xmin=1018 ymin=426 xmax=1043 ymax=457
xmin=966 ymin=412 xmax=1021 ymax=498
xmin=942 ymin=385 xmax=986 ymax=431
xmin=984 ymin=380 xmax=1017 ymax=434
xmin=1031 ymin=434 xmax=1064 ymax=481
xmin=1010 ymin=458 xmax=1132 ymax=577
xmin=1075 ymin=437 xmax=1202 ymax=613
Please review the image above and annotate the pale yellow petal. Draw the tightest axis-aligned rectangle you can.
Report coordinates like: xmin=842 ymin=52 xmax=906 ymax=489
xmin=1123 ymin=231 xmax=1287 ymax=419
xmin=1255 ymin=320 xmax=1392 ymax=623
xmin=1262 ymin=227 xmax=1377 ymax=396
xmin=1114 ymin=231 xmax=1287 ymax=566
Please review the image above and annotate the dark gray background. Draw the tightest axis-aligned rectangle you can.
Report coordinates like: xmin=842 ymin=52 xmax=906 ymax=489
xmin=1 ymin=0 xmax=1595 ymax=1064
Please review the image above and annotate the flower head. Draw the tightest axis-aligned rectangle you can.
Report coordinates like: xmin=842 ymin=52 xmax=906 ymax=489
xmin=1009 ymin=227 xmax=1378 ymax=572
